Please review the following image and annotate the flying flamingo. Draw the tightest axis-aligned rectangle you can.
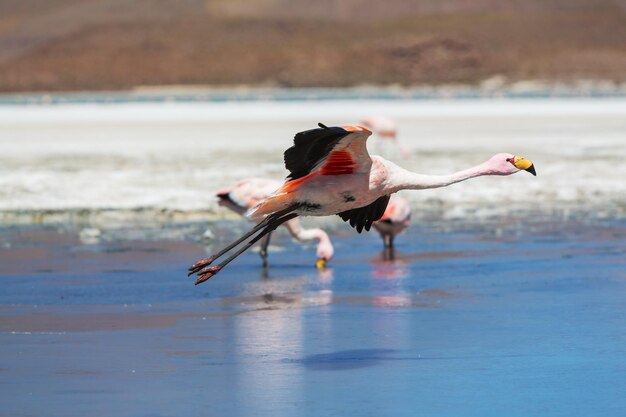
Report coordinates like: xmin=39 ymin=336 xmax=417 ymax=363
xmin=216 ymin=177 xmax=334 ymax=269
xmin=189 ymin=123 xmax=536 ymax=284
xmin=372 ymin=194 xmax=411 ymax=249
xmin=361 ymin=116 xmax=410 ymax=158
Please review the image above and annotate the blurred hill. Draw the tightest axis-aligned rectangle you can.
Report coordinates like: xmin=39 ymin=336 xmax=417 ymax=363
xmin=0 ymin=0 xmax=625 ymax=92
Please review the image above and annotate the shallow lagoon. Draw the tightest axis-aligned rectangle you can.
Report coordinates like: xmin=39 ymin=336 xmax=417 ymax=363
xmin=1 ymin=217 xmax=625 ymax=417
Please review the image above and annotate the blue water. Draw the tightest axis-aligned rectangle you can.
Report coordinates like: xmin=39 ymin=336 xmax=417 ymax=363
xmin=1 ymin=218 xmax=625 ymax=416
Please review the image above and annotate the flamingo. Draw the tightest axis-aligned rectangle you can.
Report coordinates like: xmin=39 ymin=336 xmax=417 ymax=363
xmin=372 ymin=194 xmax=411 ymax=249
xmin=361 ymin=116 xmax=410 ymax=158
xmin=215 ymin=177 xmax=334 ymax=269
xmin=189 ymin=123 xmax=536 ymax=284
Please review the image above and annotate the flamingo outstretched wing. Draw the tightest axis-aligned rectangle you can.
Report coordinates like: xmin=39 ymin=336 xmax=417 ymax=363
xmin=284 ymin=123 xmax=373 ymax=180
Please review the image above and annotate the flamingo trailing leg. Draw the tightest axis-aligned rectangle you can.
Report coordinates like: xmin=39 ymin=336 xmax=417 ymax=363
xmin=189 ymin=206 xmax=299 ymax=280
xmin=189 ymin=123 xmax=536 ymax=285
xmin=215 ymin=177 xmax=334 ymax=268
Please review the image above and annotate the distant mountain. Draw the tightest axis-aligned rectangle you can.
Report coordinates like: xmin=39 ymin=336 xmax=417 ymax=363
xmin=0 ymin=0 xmax=625 ymax=92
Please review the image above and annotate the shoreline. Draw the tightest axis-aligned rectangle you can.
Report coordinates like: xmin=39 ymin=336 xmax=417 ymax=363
xmin=2 ymin=81 xmax=626 ymax=106
xmin=1 ymin=204 xmax=623 ymax=237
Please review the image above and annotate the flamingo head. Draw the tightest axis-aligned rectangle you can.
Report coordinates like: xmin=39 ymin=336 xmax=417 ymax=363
xmin=486 ymin=153 xmax=536 ymax=176
xmin=315 ymin=233 xmax=335 ymax=270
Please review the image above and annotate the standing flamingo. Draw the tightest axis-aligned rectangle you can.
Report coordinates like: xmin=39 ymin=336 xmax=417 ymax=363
xmin=215 ymin=177 xmax=334 ymax=269
xmin=189 ymin=123 xmax=536 ymax=284
xmin=361 ymin=116 xmax=410 ymax=158
xmin=373 ymin=194 xmax=411 ymax=249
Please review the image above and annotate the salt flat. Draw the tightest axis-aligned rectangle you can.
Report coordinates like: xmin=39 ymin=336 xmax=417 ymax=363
xmin=1 ymin=98 xmax=625 ymax=222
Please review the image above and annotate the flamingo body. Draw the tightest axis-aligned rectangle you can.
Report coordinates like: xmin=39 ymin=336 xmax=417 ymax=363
xmin=250 ymin=126 xmax=394 ymax=226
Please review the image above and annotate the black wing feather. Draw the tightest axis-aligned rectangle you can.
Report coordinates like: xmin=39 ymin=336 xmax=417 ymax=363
xmin=337 ymin=195 xmax=391 ymax=233
xmin=284 ymin=124 xmax=350 ymax=180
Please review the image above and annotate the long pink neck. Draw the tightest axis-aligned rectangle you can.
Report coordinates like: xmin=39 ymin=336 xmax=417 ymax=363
xmin=393 ymin=162 xmax=493 ymax=191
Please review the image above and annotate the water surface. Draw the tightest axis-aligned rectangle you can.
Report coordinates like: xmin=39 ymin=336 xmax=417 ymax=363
xmin=1 ymin=218 xmax=625 ymax=417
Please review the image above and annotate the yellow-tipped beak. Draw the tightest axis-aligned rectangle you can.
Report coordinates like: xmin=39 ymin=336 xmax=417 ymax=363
xmin=316 ymin=258 xmax=327 ymax=270
xmin=513 ymin=156 xmax=536 ymax=176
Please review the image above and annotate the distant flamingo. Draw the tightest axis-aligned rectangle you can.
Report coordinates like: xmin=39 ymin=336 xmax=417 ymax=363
xmin=216 ymin=177 xmax=334 ymax=269
xmin=361 ymin=116 xmax=410 ymax=158
xmin=190 ymin=123 xmax=536 ymax=284
xmin=373 ymin=194 xmax=411 ymax=249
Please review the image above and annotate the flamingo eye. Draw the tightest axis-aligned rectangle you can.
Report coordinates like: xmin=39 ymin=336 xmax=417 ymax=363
xmin=506 ymin=157 xmax=513 ymax=163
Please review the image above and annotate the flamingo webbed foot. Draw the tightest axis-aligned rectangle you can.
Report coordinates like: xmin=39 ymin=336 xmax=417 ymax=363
xmin=195 ymin=266 xmax=222 ymax=285
xmin=188 ymin=256 xmax=216 ymax=276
